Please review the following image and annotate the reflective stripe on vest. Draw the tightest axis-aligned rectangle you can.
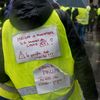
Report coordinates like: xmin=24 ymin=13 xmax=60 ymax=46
xmin=18 ymin=76 xmax=74 ymax=96
xmin=18 ymin=86 xmax=37 ymax=96
xmin=18 ymin=83 xmax=74 ymax=99
xmin=0 ymin=82 xmax=22 ymax=100
xmin=0 ymin=83 xmax=18 ymax=93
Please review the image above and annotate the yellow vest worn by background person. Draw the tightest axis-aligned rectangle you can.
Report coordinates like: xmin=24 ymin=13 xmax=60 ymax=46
xmin=60 ymin=6 xmax=70 ymax=11
xmin=2 ymin=10 xmax=84 ymax=100
xmin=76 ymin=7 xmax=89 ymax=25
xmin=97 ymin=8 xmax=100 ymax=15
xmin=0 ymin=80 xmax=21 ymax=100
xmin=60 ymin=6 xmax=72 ymax=18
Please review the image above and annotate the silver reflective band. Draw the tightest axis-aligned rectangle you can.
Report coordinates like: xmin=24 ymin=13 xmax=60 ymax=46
xmin=0 ymin=83 xmax=18 ymax=93
xmin=18 ymin=86 xmax=37 ymax=96
xmin=18 ymin=76 xmax=75 ymax=96
xmin=18 ymin=83 xmax=75 ymax=98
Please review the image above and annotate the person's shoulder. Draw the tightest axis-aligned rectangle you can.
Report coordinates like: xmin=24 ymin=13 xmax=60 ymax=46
xmin=3 ymin=19 xmax=10 ymax=25
xmin=2 ymin=19 xmax=14 ymax=34
xmin=3 ymin=19 xmax=12 ymax=29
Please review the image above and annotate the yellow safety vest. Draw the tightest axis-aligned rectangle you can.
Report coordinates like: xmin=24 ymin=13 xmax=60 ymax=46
xmin=2 ymin=10 xmax=84 ymax=100
xmin=60 ymin=6 xmax=72 ymax=19
xmin=60 ymin=6 xmax=70 ymax=11
xmin=97 ymin=8 xmax=100 ymax=15
xmin=0 ymin=81 xmax=21 ymax=100
xmin=76 ymin=8 xmax=89 ymax=25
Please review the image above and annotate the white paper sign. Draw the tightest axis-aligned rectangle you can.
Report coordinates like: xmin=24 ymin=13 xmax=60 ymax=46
xmin=34 ymin=64 xmax=70 ymax=94
xmin=12 ymin=26 xmax=61 ymax=63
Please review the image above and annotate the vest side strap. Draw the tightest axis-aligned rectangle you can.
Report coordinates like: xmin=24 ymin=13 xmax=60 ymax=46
xmin=0 ymin=83 xmax=18 ymax=93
